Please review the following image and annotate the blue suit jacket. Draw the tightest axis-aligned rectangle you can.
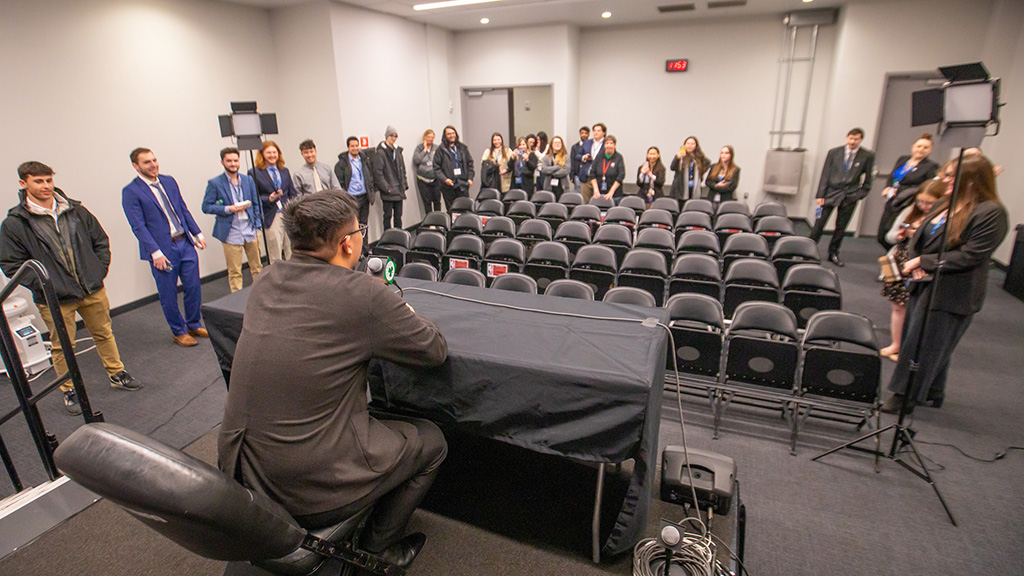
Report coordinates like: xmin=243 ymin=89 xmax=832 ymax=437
xmin=250 ymin=166 xmax=298 ymax=229
xmin=122 ymin=175 xmax=202 ymax=260
xmin=574 ymin=138 xmax=606 ymax=180
xmin=201 ymin=173 xmax=260 ymax=243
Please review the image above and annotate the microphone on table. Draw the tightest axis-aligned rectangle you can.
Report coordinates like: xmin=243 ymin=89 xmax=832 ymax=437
xmin=366 ymin=255 xmax=397 ymax=285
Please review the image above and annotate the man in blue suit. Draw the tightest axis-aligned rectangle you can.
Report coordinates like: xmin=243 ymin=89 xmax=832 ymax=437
xmin=573 ymin=122 xmax=606 ymax=202
xmin=122 ymin=147 xmax=208 ymax=347
xmin=202 ymin=147 xmax=262 ymax=293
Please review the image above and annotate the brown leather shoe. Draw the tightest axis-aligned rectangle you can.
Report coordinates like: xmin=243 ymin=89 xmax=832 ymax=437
xmin=188 ymin=327 xmax=209 ymax=338
xmin=173 ymin=333 xmax=198 ymax=347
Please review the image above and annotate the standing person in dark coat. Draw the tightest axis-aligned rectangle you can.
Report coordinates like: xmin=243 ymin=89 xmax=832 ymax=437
xmin=669 ymin=136 xmax=710 ymax=202
xmin=575 ymin=123 xmax=606 ymax=202
xmin=589 ymin=135 xmax=626 ymax=201
xmin=334 ymin=136 xmax=376 ymax=229
xmin=433 ymin=125 xmax=474 ymax=211
xmin=507 ymin=137 xmax=537 ymax=194
xmin=809 ymin=128 xmax=875 ymax=266
xmin=883 ymin=155 xmax=1008 ymax=412
xmin=219 ymin=190 xmax=448 ymax=570
xmin=876 ymin=134 xmax=939 ymax=250
xmin=1 ymin=161 xmax=140 ymax=415
xmin=636 ymin=146 xmax=667 ymax=204
xmin=374 ymin=125 xmax=408 ymax=230
xmin=705 ymin=145 xmax=741 ymax=203
xmin=250 ymin=140 xmax=299 ymax=264
xmin=569 ymin=126 xmax=590 ymax=195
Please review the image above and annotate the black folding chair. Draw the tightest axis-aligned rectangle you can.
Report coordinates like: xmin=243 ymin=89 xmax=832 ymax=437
xmin=714 ymin=213 xmax=753 ymax=247
xmin=604 ymin=206 xmax=637 ymax=230
xmin=544 ymin=279 xmax=595 ymax=301
xmin=398 ymin=261 xmax=439 ymax=282
xmin=483 ymin=238 xmax=526 ymax=285
xmin=554 ymin=221 xmax=592 ymax=256
xmin=530 ymin=190 xmax=556 ymax=208
xmin=753 ymin=201 xmax=787 ymax=223
xmin=481 ymin=216 xmax=516 ymax=247
xmin=516 ymin=218 xmax=553 ymax=252
xmin=449 ymin=196 xmax=475 ymax=219
xmin=447 ymin=213 xmax=483 ymax=243
xmin=507 ymin=200 xmax=537 ymax=228
xmin=523 ymin=241 xmax=570 ymax=292
xmin=771 ymin=236 xmax=822 ymax=282
xmin=569 ymin=244 xmax=618 ymax=301
xmin=537 ymin=202 xmax=569 ymax=231
xmin=650 ymin=197 xmax=680 ymax=219
xmin=443 ymin=267 xmax=487 ymax=287
xmin=665 ymin=293 xmax=724 ymax=380
xmin=681 ymin=199 xmax=714 ymax=217
xmin=593 ymin=224 xmax=633 ymax=267
xmin=502 ymin=189 xmax=528 ymax=212
xmin=638 ymin=209 xmax=674 ymax=232
xmin=476 ymin=188 xmax=501 ymax=202
xmin=560 ymin=192 xmax=584 ymax=208
xmin=569 ymin=204 xmax=603 ymax=235
xmin=406 ymin=230 xmax=446 ymax=271
xmin=635 ymin=227 xmax=676 ymax=268
xmin=721 ymin=232 xmax=770 ymax=274
xmin=754 ymin=215 xmax=795 ymax=249
xmin=603 ymin=286 xmax=657 ymax=307
xmin=441 ymin=234 xmax=485 ymax=277
xmin=675 ymin=230 xmax=721 ymax=258
xmin=669 ymin=253 xmax=722 ymax=300
xmin=619 ymin=195 xmax=647 ymax=217
xmin=715 ymin=200 xmax=750 ymax=219
xmin=491 ymin=272 xmax=538 ymax=294
xmin=476 ymin=198 xmax=505 ymax=218
xmin=674 ymin=212 xmax=714 ymax=241
xmin=373 ymin=228 xmax=412 ymax=272
xmin=722 ymin=258 xmax=780 ymax=318
xmin=419 ymin=211 xmax=450 ymax=235
xmin=782 ymin=264 xmax=842 ymax=328
xmin=615 ymin=248 xmax=668 ymax=306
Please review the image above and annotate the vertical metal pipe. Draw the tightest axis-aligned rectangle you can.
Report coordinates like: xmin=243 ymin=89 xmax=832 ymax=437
xmin=798 ymin=25 xmax=820 ymax=149
xmin=778 ymin=25 xmax=799 ymax=149
xmin=592 ymin=464 xmax=606 ymax=563
xmin=769 ymin=21 xmax=789 ymax=150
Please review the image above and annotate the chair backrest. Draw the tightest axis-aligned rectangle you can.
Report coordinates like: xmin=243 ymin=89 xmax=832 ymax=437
xmin=782 ymin=264 xmax=841 ymax=293
xmin=716 ymin=200 xmax=750 ymax=218
xmin=544 ymin=279 xmax=595 ymax=300
xmin=800 ymin=311 xmax=880 ymax=403
xmin=782 ymin=264 xmax=842 ymax=327
xmin=714 ymin=213 xmax=753 ymax=233
xmin=560 ymin=192 xmax=584 ymax=207
xmin=483 ymin=238 xmax=526 ymax=280
xmin=771 ymin=236 xmax=822 ymax=278
xmin=674 ymin=211 xmax=713 ymax=234
xmin=531 ymin=190 xmax=556 ymax=206
xmin=638 ymin=208 xmax=674 ymax=231
xmin=554 ymin=220 xmax=592 ymax=248
xmin=681 ymin=198 xmax=714 ymax=216
xmin=604 ymin=206 xmax=637 ymax=228
xmin=619 ymin=195 xmax=647 ymax=215
xmin=569 ymin=204 xmax=602 ymax=224
xmin=753 ymin=201 xmax=787 ymax=221
xmin=491 ymin=272 xmax=538 ymax=294
xmin=53 ymin=423 xmax=308 ymax=562
xmin=450 ymin=196 xmax=475 ymax=215
xmin=572 ymin=244 xmax=618 ymax=272
xmin=723 ymin=302 xmax=799 ymax=390
xmin=420 ymin=211 xmax=450 ymax=232
xmin=675 ymin=230 xmax=721 ymax=256
xmin=527 ymin=240 xmax=571 ymax=266
xmin=724 ymin=258 xmax=779 ymax=287
xmin=619 ymin=248 xmax=668 ymax=277
xmin=443 ymin=234 xmax=484 ymax=274
xmin=477 ymin=188 xmax=501 ymax=201
xmin=754 ymin=215 xmax=795 ymax=237
xmin=376 ymin=228 xmax=412 ymax=249
xmin=603 ymin=286 xmax=657 ymax=307
xmin=507 ymin=200 xmax=537 ymax=222
xmin=451 ymin=213 xmax=483 ymax=236
xmin=669 ymin=253 xmax=721 ymax=299
xmin=538 ymin=202 xmax=569 ymax=222
xmin=399 ymin=261 xmax=439 ymax=281
xmin=476 ymin=198 xmax=505 ymax=216
xmin=722 ymin=232 xmax=770 ymax=258
xmin=664 ymin=293 xmax=724 ymax=378
xmin=443 ymin=267 xmax=487 ymax=287
xmin=635 ymin=227 xmax=676 ymax=264
xmin=593 ymin=223 xmax=633 ymax=247
xmin=502 ymin=189 xmax=529 ymax=208
xmin=589 ymin=195 xmax=614 ymax=211
xmin=650 ymin=197 xmax=680 ymax=217
xmin=410 ymin=230 xmax=446 ymax=254
xmin=481 ymin=216 xmax=517 ymax=241
xmin=517 ymin=218 xmax=553 ymax=242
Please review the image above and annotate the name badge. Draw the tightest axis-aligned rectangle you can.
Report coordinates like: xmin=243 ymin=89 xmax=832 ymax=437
xmin=515 ymin=176 xmax=522 ymax=184
xmin=238 ymin=210 xmax=248 ymax=221
xmin=551 ymin=178 xmax=559 ymax=187
xmin=454 ymin=167 xmax=462 ymax=176
xmin=601 ymin=182 xmax=608 ymax=192
xmin=276 ymin=200 xmax=283 ymax=211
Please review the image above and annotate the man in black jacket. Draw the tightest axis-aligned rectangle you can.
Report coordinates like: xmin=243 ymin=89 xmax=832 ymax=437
xmin=809 ymin=128 xmax=875 ymax=266
xmin=334 ymin=136 xmax=376 ymax=229
xmin=0 ymin=162 xmax=140 ymax=414
xmin=432 ymin=125 xmax=474 ymax=211
xmin=373 ymin=125 xmax=408 ymax=230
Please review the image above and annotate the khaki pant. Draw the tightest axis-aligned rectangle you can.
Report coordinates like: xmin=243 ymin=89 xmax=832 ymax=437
xmin=265 ymin=216 xmax=291 ymax=264
xmin=36 ymin=287 xmax=123 ymax=392
xmin=222 ymin=238 xmax=263 ymax=292
xmin=580 ymin=180 xmax=595 ymax=202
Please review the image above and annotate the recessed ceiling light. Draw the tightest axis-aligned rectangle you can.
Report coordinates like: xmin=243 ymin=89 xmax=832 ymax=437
xmin=802 ymin=0 xmax=813 ymax=3
xmin=480 ymin=17 xmax=490 ymax=24
xmin=602 ymin=11 xmax=612 ymax=18
xmin=414 ymin=0 xmax=504 ymax=11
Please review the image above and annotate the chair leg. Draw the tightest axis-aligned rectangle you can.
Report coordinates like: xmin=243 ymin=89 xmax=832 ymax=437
xmin=712 ymin=390 xmax=733 ymax=440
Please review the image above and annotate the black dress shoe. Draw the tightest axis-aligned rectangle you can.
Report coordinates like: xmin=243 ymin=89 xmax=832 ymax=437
xmin=374 ymin=533 xmax=426 ymax=569
xmin=828 ymin=253 xmax=844 ymax=267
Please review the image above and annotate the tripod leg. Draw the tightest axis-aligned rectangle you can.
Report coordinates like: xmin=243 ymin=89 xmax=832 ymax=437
xmin=874 ymin=408 xmax=881 ymax=473
xmin=813 ymin=424 xmax=896 ymax=462
xmin=899 ymin=432 xmax=958 ymax=526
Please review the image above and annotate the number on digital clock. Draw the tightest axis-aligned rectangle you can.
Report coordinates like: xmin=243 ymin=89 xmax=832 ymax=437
xmin=665 ymin=59 xmax=689 ymax=73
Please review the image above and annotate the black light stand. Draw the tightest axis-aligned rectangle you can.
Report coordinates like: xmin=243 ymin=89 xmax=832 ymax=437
xmin=812 ymin=149 xmax=967 ymax=526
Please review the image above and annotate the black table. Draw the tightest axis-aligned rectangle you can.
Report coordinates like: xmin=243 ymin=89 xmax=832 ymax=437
xmin=202 ymin=278 xmax=669 ymax=560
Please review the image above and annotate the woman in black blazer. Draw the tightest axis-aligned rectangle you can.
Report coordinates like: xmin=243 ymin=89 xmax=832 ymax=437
xmin=876 ymin=134 xmax=940 ymax=249
xmin=669 ymin=136 xmax=710 ymax=201
xmin=705 ymin=145 xmax=741 ymax=202
xmin=884 ymin=155 xmax=1009 ymax=412
xmin=636 ymin=146 xmax=667 ymax=204
xmin=250 ymin=141 xmax=299 ymax=263
xmin=507 ymin=137 xmax=537 ymax=194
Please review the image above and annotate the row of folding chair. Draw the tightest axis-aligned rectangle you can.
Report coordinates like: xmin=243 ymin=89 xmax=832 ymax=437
xmin=663 ymin=295 xmax=881 ymax=454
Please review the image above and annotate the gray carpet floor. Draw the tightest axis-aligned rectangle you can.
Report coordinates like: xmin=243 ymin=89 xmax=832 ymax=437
xmin=2 ymin=238 xmax=1023 ymax=575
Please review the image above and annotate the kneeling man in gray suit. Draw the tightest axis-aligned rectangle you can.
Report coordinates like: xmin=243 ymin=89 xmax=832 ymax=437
xmin=218 ymin=189 xmax=448 ymax=569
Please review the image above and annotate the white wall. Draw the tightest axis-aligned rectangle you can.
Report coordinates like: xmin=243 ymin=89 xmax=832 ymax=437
xmin=512 ymin=86 xmax=554 ymax=138
xmin=578 ymin=16 xmax=836 ymax=213
xmin=0 ymin=0 xmax=279 ymax=309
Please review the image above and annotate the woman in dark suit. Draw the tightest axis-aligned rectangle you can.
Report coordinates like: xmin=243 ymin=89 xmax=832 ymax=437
xmin=884 ymin=154 xmax=1009 ymax=412
xmin=636 ymin=146 xmax=666 ymax=204
xmin=705 ymin=145 xmax=741 ymax=202
xmin=250 ymin=140 xmax=299 ymax=263
xmin=507 ymin=137 xmax=537 ymax=193
xmin=669 ymin=136 xmax=710 ymax=201
xmin=876 ymin=134 xmax=939 ymax=250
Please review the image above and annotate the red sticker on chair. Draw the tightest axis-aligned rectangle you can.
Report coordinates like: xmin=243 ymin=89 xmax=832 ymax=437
xmin=487 ymin=263 xmax=509 ymax=277
xmin=449 ymin=258 xmax=470 ymax=269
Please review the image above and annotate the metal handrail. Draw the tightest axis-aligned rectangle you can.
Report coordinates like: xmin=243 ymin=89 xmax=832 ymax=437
xmin=0 ymin=260 xmax=103 ymax=492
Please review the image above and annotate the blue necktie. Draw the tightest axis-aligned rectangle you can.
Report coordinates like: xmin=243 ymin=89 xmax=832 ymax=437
xmin=843 ymin=151 xmax=852 ymax=173
xmin=150 ymin=181 xmax=183 ymax=235
xmin=270 ymin=167 xmax=281 ymax=189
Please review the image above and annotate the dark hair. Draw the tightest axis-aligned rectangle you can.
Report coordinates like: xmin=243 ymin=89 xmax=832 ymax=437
xmin=945 ymin=154 xmax=1000 ymax=247
xmin=443 ymin=125 xmax=460 ymax=143
xmin=592 ymin=123 xmax=607 ymax=134
xmin=299 ymin=139 xmax=316 ymax=151
xmin=605 ymin=135 xmax=617 ymax=145
xmin=848 ymin=127 xmax=865 ymax=138
xmin=220 ymin=147 xmax=239 ymax=160
xmin=579 ymin=126 xmax=590 ymax=134
xmin=18 ymin=161 xmax=53 ymax=180
xmin=904 ymin=178 xmax=945 ymax=225
xmin=130 ymin=147 xmax=152 ymax=164
xmin=283 ymin=189 xmax=359 ymax=253
xmin=346 ymin=136 xmax=359 ymax=146
xmin=681 ymin=136 xmax=710 ymax=175
xmin=708 ymin=145 xmax=738 ymax=182
xmin=536 ymin=131 xmax=548 ymax=151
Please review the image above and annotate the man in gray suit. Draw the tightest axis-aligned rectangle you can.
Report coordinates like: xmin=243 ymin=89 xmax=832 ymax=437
xmin=809 ymin=128 xmax=875 ymax=266
xmin=218 ymin=189 xmax=447 ymax=569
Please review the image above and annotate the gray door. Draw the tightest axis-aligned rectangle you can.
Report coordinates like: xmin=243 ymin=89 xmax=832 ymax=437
xmin=461 ymin=88 xmax=511 ymax=198
xmin=857 ymin=74 xmax=947 ymax=238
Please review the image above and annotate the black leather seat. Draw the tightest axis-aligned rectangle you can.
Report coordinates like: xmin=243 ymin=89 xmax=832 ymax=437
xmin=675 ymin=230 xmax=721 ymax=258
xmin=753 ymin=201 xmax=787 ymax=222
xmin=537 ymin=202 xmax=569 ymax=230
xmin=754 ymin=215 xmax=795 ymax=249
xmin=681 ymin=198 xmax=714 ymax=217
xmin=635 ymin=227 xmax=676 ymax=267
xmin=476 ymin=188 xmax=501 ymax=202
xmin=619 ymin=195 xmax=647 ymax=216
xmin=715 ymin=200 xmax=750 ymax=219
xmin=475 ymin=198 xmax=505 ymax=217
xmin=674 ymin=212 xmax=713 ymax=241
xmin=419 ymin=211 xmax=450 ymax=235
xmin=53 ymin=423 xmax=396 ymax=576
xmin=714 ymin=213 xmax=753 ymax=246
xmin=507 ymin=200 xmax=537 ymax=228
xmin=443 ymin=267 xmax=487 ymax=287
xmin=553 ymin=221 xmax=592 ymax=256
xmin=398 ymin=262 xmax=438 ymax=282
xmin=603 ymin=286 xmax=657 ymax=307
xmin=544 ymin=279 xmax=595 ymax=301
xmin=638 ymin=208 xmax=674 ymax=232
xmin=604 ymin=206 xmax=637 ymax=230
xmin=722 ymin=258 xmax=780 ymax=318
xmin=650 ymin=197 xmax=680 ymax=219
xmin=516 ymin=218 xmax=553 ymax=251
xmin=588 ymin=195 xmax=614 ymax=214
xmin=615 ymin=248 xmax=668 ymax=306
xmin=721 ymin=232 xmax=770 ymax=274
xmin=771 ymin=236 xmax=822 ymax=280
xmin=483 ymin=238 xmax=526 ymax=284
xmin=406 ymin=231 xmax=446 ymax=270
xmin=593 ymin=224 xmax=633 ymax=267
xmin=523 ymin=240 xmax=570 ymax=291
xmin=449 ymin=196 xmax=475 ymax=219
xmin=448 ymin=213 xmax=483 ymax=243
xmin=559 ymin=192 xmax=584 ymax=208
xmin=669 ymin=253 xmax=722 ymax=300
xmin=481 ymin=216 xmax=516 ymax=247
xmin=530 ymin=190 xmax=556 ymax=208
xmin=568 ymin=204 xmax=603 ymax=234
xmin=502 ymin=189 xmax=528 ymax=211
xmin=665 ymin=293 xmax=724 ymax=378
xmin=782 ymin=264 xmax=842 ymax=328
xmin=373 ymin=229 xmax=412 ymax=272
xmin=569 ymin=244 xmax=618 ymax=300
xmin=442 ymin=234 xmax=485 ymax=275
xmin=490 ymin=272 xmax=538 ymax=294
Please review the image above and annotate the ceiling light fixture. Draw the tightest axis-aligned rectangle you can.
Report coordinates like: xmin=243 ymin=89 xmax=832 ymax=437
xmin=802 ymin=0 xmax=813 ymax=3
xmin=414 ymin=0 xmax=504 ymax=11
xmin=602 ymin=11 xmax=612 ymax=18
xmin=480 ymin=17 xmax=490 ymax=24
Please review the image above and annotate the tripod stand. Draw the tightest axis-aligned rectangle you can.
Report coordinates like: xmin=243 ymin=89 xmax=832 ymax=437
xmin=812 ymin=149 xmax=971 ymax=527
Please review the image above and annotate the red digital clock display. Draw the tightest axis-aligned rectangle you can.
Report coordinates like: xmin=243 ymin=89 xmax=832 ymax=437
xmin=666 ymin=59 xmax=689 ymax=72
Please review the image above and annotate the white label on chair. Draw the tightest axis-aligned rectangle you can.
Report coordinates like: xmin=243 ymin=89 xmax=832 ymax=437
xmin=450 ymin=258 xmax=470 ymax=270
xmin=487 ymin=263 xmax=508 ymax=277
